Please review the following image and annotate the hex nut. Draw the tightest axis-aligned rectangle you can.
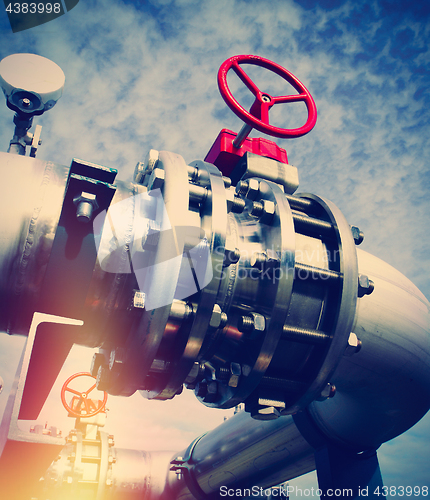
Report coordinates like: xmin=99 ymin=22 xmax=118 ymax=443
xmin=134 ymin=149 xmax=159 ymax=184
xmin=73 ymin=191 xmax=98 ymax=209
xmin=250 ymin=398 xmax=285 ymax=420
xmin=141 ymin=221 xmax=160 ymax=250
xmin=358 ymin=274 xmax=375 ymax=297
xmin=96 ymin=365 xmax=111 ymax=392
xmin=223 ymin=247 xmax=241 ymax=267
xmin=146 ymin=149 xmax=160 ymax=170
xmin=252 ymin=406 xmax=282 ymax=420
xmin=246 ymin=178 xmax=260 ymax=200
xmin=253 ymin=313 xmax=266 ymax=333
xmin=251 ymin=249 xmax=279 ymax=275
xmin=184 ymin=362 xmax=203 ymax=389
xmin=351 ymin=225 xmax=364 ymax=245
xmin=133 ymin=162 xmax=146 ymax=185
xmin=260 ymin=199 xmax=276 ymax=225
xmin=317 ymin=383 xmax=336 ymax=401
xmin=344 ymin=332 xmax=362 ymax=356
xmin=90 ymin=352 xmax=106 ymax=377
xmin=249 ymin=199 xmax=276 ymax=224
xmin=109 ymin=348 xmax=125 ymax=372
xmin=209 ymin=304 xmax=227 ymax=329
xmin=228 ymin=362 xmax=241 ymax=388
xmin=239 ymin=312 xmax=266 ymax=339
xmin=146 ymin=167 xmax=165 ymax=191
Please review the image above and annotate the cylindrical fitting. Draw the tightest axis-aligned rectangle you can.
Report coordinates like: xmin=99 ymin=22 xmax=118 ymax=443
xmin=76 ymin=201 xmax=94 ymax=223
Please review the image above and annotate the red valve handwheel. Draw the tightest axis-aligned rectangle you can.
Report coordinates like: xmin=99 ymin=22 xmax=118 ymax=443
xmin=218 ymin=55 xmax=317 ymax=138
xmin=61 ymin=372 xmax=108 ymax=418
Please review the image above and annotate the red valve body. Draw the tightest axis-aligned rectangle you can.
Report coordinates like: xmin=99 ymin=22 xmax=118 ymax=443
xmin=205 ymin=129 xmax=288 ymax=177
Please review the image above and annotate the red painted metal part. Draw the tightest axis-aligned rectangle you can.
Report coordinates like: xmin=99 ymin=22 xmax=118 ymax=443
xmin=204 ymin=128 xmax=288 ymax=177
xmin=61 ymin=372 xmax=108 ymax=418
xmin=217 ymin=54 xmax=317 ymax=138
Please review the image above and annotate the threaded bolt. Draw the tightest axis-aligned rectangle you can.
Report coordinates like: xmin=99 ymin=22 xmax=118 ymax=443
xmin=222 ymin=176 xmax=232 ymax=188
xmin=251 ymin=201 xmax=263 ymax=218
xmin=236 ymin=178 xmax=260 ymax=200
xmin=250 ymin=251 xmax=267 ymax=270
xmin=238 ymin=312 xmax=265 ymax=337
xmin=231 ymin=196 xmax=246 ymax=213
xmin=250 ymin=199 xmax=276 ymax=224
xmin=282 ymin=325 xmax=330 ymax=345
xmin=224 ymin=247 xmax=241 ymax=267
xmin=235 ymin=180 xmax=249 ymax=197
xmin=238 ymin=315 xmax=255 ymax=332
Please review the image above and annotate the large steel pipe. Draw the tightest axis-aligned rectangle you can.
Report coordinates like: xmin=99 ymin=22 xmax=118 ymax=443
xmin=308 ymin=248 xmax=430 ymax=450
xmin=165 ymin=411 xmax=315 ymax=499
xmin=162 ymin=247 xmax=430 ymax=498
xmin=0 ymin=153 xmax=68 ymax=335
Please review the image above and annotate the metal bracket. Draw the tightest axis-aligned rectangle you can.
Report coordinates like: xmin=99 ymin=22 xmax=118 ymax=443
xmin=37 ymin=158 xmax=117 ymax=319
xmin=170 ymin=433 xmax=212 ymax=500
xmin=0 ymin=313 xmax=83 ymax=500
xmin=29 ymin=124 xmax=42 ymax=157
xmin=19 ymin=159 xmax=117 ymax=420
xmin=232 ymin=152 xmax=299 ymax=194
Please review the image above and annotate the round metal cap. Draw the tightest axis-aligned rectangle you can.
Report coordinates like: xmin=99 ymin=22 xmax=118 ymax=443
xmin=0 ymin=53 xmax=65 ymax=107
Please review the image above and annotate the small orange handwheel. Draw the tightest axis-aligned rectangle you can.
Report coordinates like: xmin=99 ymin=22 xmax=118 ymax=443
xmin=61 ymin=372 xmax=108 ymax=418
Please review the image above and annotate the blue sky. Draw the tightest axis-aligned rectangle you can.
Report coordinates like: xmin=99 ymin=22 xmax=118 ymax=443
xmin=0 ymin=0 xmax=429 ymax=496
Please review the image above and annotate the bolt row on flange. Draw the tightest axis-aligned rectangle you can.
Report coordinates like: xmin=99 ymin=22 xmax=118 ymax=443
xmin=90 ymin=149 xmax=373 ymax=419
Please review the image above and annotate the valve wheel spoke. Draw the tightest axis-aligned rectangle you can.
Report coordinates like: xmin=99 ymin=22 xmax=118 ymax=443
xmin=64 ymin=387 xmax=82 ymax=396
xmin=232 ymin=61 xmax=261 ymax=96
xmin=272 ymin=93 xmax=309 ymax=104
xmin=86 ymin=382 xmax=97 ymax=395
xmin=83 ymin=399 xmax=91 ymax=414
